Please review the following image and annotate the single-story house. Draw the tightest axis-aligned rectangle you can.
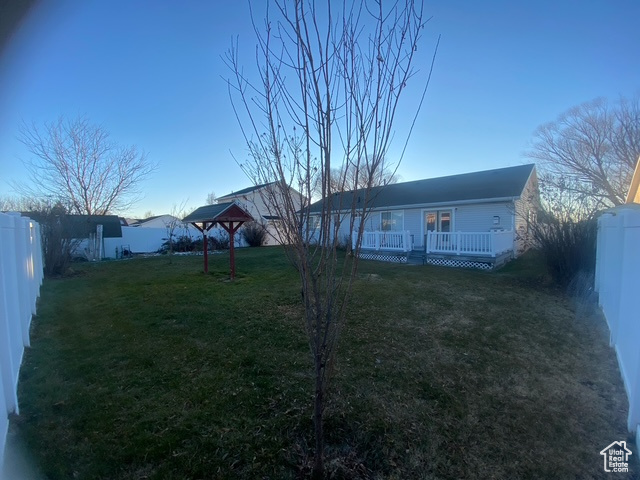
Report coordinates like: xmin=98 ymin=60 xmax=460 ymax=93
xmin=307 ymin=164 xmax=539 ymax=269
xmin=216 ymin=182 xmax=305 ymax=246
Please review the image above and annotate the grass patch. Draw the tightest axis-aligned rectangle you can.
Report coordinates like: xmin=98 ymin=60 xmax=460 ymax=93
xmin=10 ymin=247 xmax=636 ymax=478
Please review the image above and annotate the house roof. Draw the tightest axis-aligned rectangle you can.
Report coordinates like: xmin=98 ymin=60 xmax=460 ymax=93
xmin=308 ymin=164 xmax=536 ymax=212
xmin=217 ymin=182 xmax=275 ymax=200
xmin=625 ymin=156 xmax=640 ymax=204
xmin=66 ymin=215 xmax=123 ymax=238
xmin=182 ymin=201 xmax=254 ymax=223
xmin=21 ymin=213 xmax=123 ymax=238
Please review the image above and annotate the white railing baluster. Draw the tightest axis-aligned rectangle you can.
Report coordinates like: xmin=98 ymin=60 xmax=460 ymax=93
xmin=421 ymin=230 xmax=514 ymax=256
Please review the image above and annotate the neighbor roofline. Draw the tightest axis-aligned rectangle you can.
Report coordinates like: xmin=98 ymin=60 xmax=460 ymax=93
xmin=309 ymin=196 xmax=521 ymax=214
xmin=218 ymin=182 xmax=304 ymax=202
xmin=625 ymin=155 xmax=640 ymax=204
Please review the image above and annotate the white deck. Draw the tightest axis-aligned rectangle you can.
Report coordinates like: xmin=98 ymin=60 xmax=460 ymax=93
xmin=356 ymin=230 xmax=514 ymax=257
xmin=426 ymin=230 xmax=514 ymax=257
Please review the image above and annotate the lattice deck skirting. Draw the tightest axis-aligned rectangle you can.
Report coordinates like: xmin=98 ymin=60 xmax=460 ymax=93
xmin=358 ymin=252 xmax=408 ymax=263
xmin=426 ymin=257 xmax=493 ymax=270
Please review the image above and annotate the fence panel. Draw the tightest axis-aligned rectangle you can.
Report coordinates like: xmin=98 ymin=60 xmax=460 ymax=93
xmin=595 ymin=206 xmax=640 ymax=437
xmin=0 ymin=213 xmax=43 ymax=471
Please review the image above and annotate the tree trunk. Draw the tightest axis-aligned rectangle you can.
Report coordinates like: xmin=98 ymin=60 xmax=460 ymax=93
xmin=312 ymin=358 xmax=325 ymax=479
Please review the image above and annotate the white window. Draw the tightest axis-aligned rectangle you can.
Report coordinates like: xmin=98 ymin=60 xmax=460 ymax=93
xmin=381 ymin=211 xmax=403 ymax=231
xmin=425 ymin=210 xmax=452 ymax=233
xmin=309 ymin=215 xmax=320 ymax=230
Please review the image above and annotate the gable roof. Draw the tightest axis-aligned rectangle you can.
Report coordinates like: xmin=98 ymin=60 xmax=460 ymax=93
xmin=625 ymin=156 xmax=640 ymax=204
xmin=182 ymin=201 xmax=254 ymax=223
xmin=217 ymin=182 xmax=275 ymax=200
xmin=308 ymin=164 xmax=536 ymax=212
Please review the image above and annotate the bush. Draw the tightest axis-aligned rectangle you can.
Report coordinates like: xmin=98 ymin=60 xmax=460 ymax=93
xmin=37 ymin=204 xmax=79 ymax=276
xmin=530 ymin=214 xmax=597 ymax=288
xmin=241 ymin=222 xmax=267 ymax=247
xmin=159 ymin=235 xmax=197 ymax=254
xmin=209 ymin=232 xmax=229 ymax=250
xmin=158 ymin=231 xmax=230 ymax=254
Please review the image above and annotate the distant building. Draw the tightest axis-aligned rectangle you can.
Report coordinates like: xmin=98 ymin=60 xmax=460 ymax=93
xmin=216 ymin=182 xmax=305 ymax=246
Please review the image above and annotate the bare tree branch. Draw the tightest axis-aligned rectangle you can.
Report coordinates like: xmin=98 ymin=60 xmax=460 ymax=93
xmin=225 ymin=1 xmax=434 ymax=476
xmin=526 ymin=95 xmax=640 ymax=212
xmin=15 ymin=115 xmax=156 ymax=215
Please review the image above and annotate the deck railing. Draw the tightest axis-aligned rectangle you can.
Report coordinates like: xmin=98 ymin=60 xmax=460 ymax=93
xmin=426 ymin=230 xmax=514 ymax=256
xmin=354 ymin=230 xmax=412 ymax=252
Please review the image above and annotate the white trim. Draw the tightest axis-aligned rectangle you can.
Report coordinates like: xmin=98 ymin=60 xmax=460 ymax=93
xmin=421 ymin=208 xmax=455 ymax=246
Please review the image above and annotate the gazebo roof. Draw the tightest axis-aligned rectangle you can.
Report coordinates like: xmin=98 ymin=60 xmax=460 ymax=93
xmin=182 ymin=202 xmax=254 ymax=223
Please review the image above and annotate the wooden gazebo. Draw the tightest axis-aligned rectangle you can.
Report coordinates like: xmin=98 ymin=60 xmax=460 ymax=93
xmin=183 ymin=202 xmax=254 ymax=280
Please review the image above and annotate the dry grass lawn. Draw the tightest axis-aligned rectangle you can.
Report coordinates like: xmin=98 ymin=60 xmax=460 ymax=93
xmin=6 ymin=247 xmax=636 ymax=479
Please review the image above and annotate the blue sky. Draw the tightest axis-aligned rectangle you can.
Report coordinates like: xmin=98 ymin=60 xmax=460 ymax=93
xmin=0 ymin=0 xmax=638 ymax=217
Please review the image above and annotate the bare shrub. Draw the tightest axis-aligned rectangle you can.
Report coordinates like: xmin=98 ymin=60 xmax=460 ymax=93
xmin=530 ymin=214 xmax=597 ymax=289
xmin=241 ymin=221 xmax=267 ymax=247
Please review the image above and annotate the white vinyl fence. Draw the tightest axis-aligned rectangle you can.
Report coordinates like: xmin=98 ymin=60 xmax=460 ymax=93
xmin=0 ymin=213 xmax=43 ymax=470
xmin=100 ymin=226 xmax=236 ymax=259
xmin=595 ymin=204 xmax=640 ymax=440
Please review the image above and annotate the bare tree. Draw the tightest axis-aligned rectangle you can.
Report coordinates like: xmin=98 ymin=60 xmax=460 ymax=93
xmin=326 ymin=155 xmax=399 ymax=193
xmin=526 ymin=95 xmax=640 ymax=213
xmin=205 ymin=191 xmax=217 ymax=205
xmin=227 ymin=1 xmax=436 ymax=476
xmin=0 ymin=195 xmax=53 ymax=213
xmin=163 ymin=200 xmax=189 ymax=261
xmin=17 ymin=115 xmax=156 ymax=215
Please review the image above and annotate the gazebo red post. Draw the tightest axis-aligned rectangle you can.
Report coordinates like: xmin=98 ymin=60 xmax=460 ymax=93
xmin=183 ymin=202 xmax=254 ymax=279
xmin=203 ymin=227 xmax=208 ymax=272
xmin=189 ymin=221 xmax=216 ymax=273
xmin=217 ymin=220 xmax=246 ymax=280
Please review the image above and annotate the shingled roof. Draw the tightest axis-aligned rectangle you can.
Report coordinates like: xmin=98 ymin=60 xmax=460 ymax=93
xmin=217 ymin=182 xmax=275 ymax=200
xmin=308 ymin=164 xmax=536 ymax=212
xmin=20 ymin=213 xmax=123 ymax=238
xmin=182 ymin=202 xmax=254 ymax=223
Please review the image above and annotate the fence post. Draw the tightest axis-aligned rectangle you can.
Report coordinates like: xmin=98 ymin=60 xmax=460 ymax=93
xmin=618 ymin=209 xmax=640 ymax=433
xmin=11 ymin=215 xmax=31 ymax=348
xmin=0 ymin=213 xmax=43 ymax=474
xmin=0 ymin=214 xmax=19 ymax=416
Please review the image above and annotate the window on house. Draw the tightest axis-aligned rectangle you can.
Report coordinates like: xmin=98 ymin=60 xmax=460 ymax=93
xmin=381 ymin=211 xmax=403 ymax=231
xmin=425 ymin=210 xmax=452 ymax=233
xmin=439 ymin=211 xmax=451 ymax=232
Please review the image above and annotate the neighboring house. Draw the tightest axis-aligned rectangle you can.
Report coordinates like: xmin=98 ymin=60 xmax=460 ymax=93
xmin=216 ymin=182 xmax=305 ymax=246
xmin=136 ymin=215 xmax=178 ymax=229
xmin=307 ymin=164 xmax=539 ymax=269
xmin=626 ymin=156 xmax=640 ymax=204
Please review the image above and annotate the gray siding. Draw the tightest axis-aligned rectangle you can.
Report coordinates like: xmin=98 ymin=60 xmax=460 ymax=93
xmin=454 ymin=202 xmax=514 ymax=232
xmin=404 ymin=209 xmax=422 ymax=247
xmin=320 ymin=198 xmax=526 ymax=252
